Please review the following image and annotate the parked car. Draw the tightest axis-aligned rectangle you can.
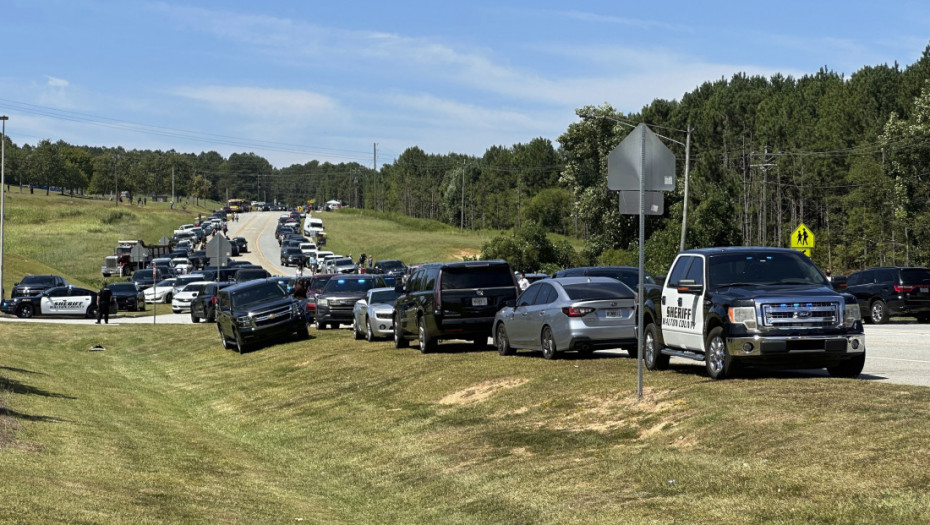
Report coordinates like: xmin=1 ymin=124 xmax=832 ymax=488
xmin=234 ymin=268 xmax=271 ymax=283
xmin=393 ymin=260 xmax=518 ymax=352
xmin=190 ymin=281 xmax=233 ymax=323
xmin=845 ymin=266 xmax=930 ymax=323
xmin=314 ymin=274 xmax=386 ymax=330
xmin=304 ymin=274 xmax=334 ymax=322
xmin=10 ymin=274 xmax=68 ymax=298
xmin=553 ymin=266 xmax=662 ymax=304
xmin=1 ymin=285 xmax=115 ymax=319
xmin=280 ymin=246 xmax=305 ymax=267
xmin=371 ymin=259 xmax=406 ymax=278
xmin=331 ymin=257 xmax=358 ymax=274
xmin=215 ymin=278 xmax=309 ymax=353
xmin=353 ymin=287 xmax=402 ymax=341
xmin=143 ymin=277 xmax=201 ymax=304
xmin=493 ymin=277 xmax=637 ymax=359
xmin=109 ymin=282 xmax=145 ymax=311
xmin=171 ymin=281 xmax=212 ymax=313
xmin=130 ymin=268 xmax=165 ymax=290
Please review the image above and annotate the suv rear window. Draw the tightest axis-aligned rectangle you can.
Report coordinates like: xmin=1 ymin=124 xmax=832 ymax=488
xmin=440 ymin=267 xmax=514 ymax=290
xmin=900 ymin=268 xmax=930 ymax=284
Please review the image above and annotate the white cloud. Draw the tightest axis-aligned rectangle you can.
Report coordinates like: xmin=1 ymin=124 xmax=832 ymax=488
xmin=171 ymin=86 xmax=340 ymax=120
xmin=46 ymin=76 xmax=69 ymax=88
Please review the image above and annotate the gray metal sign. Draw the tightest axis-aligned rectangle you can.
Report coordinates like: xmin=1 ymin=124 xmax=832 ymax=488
xmin=129 ymin=243 xmax=148 ymax=263
xmin=608 ymin=123 xmax=676 ymax=192
xmin=205 ymin=235 xmax=232 ymax=268
xmin=619 ymin=191 xmax=664 ymax=215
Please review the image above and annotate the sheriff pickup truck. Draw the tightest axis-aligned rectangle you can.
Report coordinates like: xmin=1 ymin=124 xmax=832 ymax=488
xmin=643 ymin=247 xmax=866 ymax=380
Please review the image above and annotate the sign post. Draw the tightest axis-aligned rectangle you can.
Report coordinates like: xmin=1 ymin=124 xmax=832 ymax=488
xmin=608 ymin=123 xmax=675 ymax=401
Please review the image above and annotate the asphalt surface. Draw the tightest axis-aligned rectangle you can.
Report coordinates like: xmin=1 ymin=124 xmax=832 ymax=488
xmin=3 ymin=211 xmax=930 ymax=388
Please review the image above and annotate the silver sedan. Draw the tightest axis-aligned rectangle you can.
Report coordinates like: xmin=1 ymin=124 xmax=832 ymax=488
xmin=493 ymin=276 xmax=637 ymax=359
xmin=353 ymin=287 xmax=402 ymax=341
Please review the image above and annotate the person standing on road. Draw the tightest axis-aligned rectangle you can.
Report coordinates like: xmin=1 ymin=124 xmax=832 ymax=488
xmin=96 ymin=283 xmax=113 ymax=324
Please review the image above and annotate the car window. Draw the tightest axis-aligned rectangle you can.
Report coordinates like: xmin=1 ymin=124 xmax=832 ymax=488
xmin=665 ymin=257 xmax=693 ymax=288
xmin=440 ymin=266 xmax=513 ymax=290
xmin=230 ymin=282 xmax=288 ymax=308
xmin=879 ymin=269 xmax=897 ymax=283
xmin=516 ymin=284 xmax=540 ymax=306
xmin=707 ymin=252 xmax=825 ymax=287
xmin=900 ymin=268 xmax=930 ymax=284
xmin=533 ymin=283 xmax=558 ymax=305
xmin=564 ymin=281 xmax=635 ymax=300
xmin=47 ymin=287 xmax=69 ymax=297
xmin=684 ymin=257 xmax=704 ymax=285
xmin=369 ymin=290 xmax=401 ymax=303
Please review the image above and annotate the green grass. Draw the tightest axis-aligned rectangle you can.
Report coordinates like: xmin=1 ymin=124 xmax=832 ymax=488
xmin=2 ymin=322 xmax=930 ymax=523
xmin=1 ymin=191 xmax=223 ymax=294
xmin=3 ymin=195 xmax=930 ymax=522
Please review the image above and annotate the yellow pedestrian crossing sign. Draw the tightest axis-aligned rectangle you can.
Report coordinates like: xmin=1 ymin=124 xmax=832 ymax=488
xmin=791 ymin=224 xmax=815 ymax=249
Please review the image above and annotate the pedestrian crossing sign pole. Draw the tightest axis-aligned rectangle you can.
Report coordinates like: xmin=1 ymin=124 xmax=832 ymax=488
xmin=790 ymin=223 xmax=815 ymax=257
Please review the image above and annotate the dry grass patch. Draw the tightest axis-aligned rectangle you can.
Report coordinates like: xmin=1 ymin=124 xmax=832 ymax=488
xmin=439 ymin=377 xmax=529 ymax=405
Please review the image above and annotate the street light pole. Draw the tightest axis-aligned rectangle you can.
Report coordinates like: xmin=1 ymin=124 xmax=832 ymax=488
xmin=1 ymin=115 xmax=8 ymax=299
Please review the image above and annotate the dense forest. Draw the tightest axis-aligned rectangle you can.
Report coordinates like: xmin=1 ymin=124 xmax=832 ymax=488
xmin=4 ymin=44 xmax=930 ymax=273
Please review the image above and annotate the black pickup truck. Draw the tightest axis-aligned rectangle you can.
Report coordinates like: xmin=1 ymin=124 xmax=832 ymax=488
xmin=642 ymin=247 xmax=866 ymax=380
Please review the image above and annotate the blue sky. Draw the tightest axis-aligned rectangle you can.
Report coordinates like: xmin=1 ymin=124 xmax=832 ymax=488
xmin=1 ymin=1 xmax=928 ymax=168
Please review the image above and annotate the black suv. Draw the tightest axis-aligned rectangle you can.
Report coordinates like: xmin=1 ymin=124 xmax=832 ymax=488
xmin=215 ymin=278 xmax=309 ymax=353
xmin=190 ymin=281 xmax=233 ymax=323
xmin=846 ymin=266 xmax=930 ymax=323
xmin=11 ymin=274 xmax=68 ymax=298
xmin=393 ymin=260 xmax=518 ymax=352
xmin=313 ymin=274 xmax=386 ymax=329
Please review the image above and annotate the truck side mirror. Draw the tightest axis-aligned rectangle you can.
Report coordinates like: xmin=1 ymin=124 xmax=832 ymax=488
xmin=677 ymin=279 xmax=704 ymax=295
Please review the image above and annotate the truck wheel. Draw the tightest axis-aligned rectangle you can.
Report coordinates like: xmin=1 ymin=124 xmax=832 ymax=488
xmin=315 ymin=319 xmax=327 ymax=330
xmin=643 ymin=323 xmax=669 ymax=370
xmin=496 ymin=323 xmax=515 ymax=356
xmin=218 ymin=325 xmax=233 ymax=350
xmin=418 ymin=317 xmax=436 ymax=353
xmin=234 ymin=329 xmax=249 ymax=354
xmin=191 ymin=312 xmax=200 ymax=323
xmin=394 ymin=315 xmax=409 ymax=348
xmin=705 ymin=326 xmax=735 ymax=380
xmin=827 ymin=352 xmax=866 ymax=378
xmin=870 ymin=300 xmax=888 ymax=324
xmin=541 ymin=326 xmax=558 ymax=360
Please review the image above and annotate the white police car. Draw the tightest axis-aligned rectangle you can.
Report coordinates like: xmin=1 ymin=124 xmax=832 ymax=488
xmin=0 ymin=285 xmax=113 ymax=319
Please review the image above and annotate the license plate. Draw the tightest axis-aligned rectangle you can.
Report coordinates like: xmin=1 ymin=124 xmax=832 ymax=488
xmin=472 ymin=297 xmax=488 ymax=306
xmin=922 ymin=288 xmax=929 ymax=293
xmin=605 ymin=309 xmax=621 ymax=318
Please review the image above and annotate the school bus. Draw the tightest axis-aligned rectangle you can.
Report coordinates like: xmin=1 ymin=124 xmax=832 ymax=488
xmin=227 ymin=199 xmax=246 ymax=212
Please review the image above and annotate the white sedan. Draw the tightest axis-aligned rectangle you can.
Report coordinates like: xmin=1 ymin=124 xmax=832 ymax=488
xmin=171 ymin=281 xmax=211 ymax=313
xmin=143 ymin=278 xmax=178 ymax=304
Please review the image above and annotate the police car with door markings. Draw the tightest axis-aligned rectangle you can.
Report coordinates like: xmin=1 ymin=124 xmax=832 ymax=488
xmin=1 ymin=285 xmax=115 ymax=319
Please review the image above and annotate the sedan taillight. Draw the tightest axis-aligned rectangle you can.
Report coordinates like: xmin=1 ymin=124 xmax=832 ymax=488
xmin=562 ymin=306 xmax=595 ymax=317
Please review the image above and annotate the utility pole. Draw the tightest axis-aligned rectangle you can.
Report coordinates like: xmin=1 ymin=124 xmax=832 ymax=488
xmin=678 ymin=124 xmax=692 ymax=251
xmin=171 ymin=166 xmax=175 ymax=206
xmin=461 ymin=159 xmax=466 ymax=230
xmin=373 ymin=143 xmax=378 ymax=211
xmin=750 ymin=148 xmax=776 ymax=246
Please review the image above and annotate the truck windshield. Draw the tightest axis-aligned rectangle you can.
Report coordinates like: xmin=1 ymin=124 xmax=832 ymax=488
xmin=708 ymin=252 xmax=827 ymax=288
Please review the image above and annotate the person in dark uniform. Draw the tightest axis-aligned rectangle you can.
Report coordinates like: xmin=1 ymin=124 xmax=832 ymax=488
xmin=96 ymin=283 xmax=113 ymax=324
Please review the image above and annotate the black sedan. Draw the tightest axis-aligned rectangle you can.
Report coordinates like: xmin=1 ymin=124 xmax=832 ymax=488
xmin=108 ymin=282 xmax=146 ymax=311
xmin=1 ymin=285 xmax=116 ymax=319
xmin=232 ymin=236 xmax=248 ymax=253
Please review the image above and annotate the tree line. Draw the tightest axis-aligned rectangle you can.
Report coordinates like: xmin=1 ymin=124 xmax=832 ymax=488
xmin=4 ymin=43 xmax=930 ymax=274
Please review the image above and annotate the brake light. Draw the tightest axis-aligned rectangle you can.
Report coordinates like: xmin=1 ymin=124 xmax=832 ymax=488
xmin=211 ymin=296 xmax=216 ymax=304
xmin=894 ymin=284 xmax=915 ymax=293
xmin=562 ymin=306 xmax=595 ymax=317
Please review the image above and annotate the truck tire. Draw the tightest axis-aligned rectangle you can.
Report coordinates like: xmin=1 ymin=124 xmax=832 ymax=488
xmin=394 ymin=315 xmax=409 ymax=348
xmin=705 ymin=326 xmax=735 ymax=380
xmin=418 ymin=317 xmax=436 ymax=353
xmin=827 ymin=352 xmax=866 ymax=378
xmin=643 ymin=323 xmax=669 ymax=370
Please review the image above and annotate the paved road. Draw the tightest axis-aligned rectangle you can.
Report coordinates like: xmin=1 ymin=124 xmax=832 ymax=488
xmin=3 ymin=211 xmax=930 ymax=388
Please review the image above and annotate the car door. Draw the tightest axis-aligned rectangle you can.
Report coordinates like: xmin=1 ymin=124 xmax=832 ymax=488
xmin=41 ymin=287 xmax=70 ymax=314
xmin=507 ymin=283 xmax=541 ymax=347
xmin=68 ymin=288 xmax=94 ymax=315
xmin=661 ymin=255 xmax=706 ymax=351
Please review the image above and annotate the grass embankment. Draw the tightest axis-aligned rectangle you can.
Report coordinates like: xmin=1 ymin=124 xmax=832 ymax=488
xmin=1 ymin=322 xmax=929 ymax=523
xmin=0 ymin=191 xmax=224 ymax=293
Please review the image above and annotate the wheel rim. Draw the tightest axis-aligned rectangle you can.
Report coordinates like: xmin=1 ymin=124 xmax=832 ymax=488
xmin=418 ymin=320 xmax=427 ymax=351
xmin=235 ymin=330 xmax=246 ymax=353
xmin=496 ymin=326 xmax=509 ymax=354
xmin=872 ymin=302 xmax=884 ymax=321
xmin=20 ymin=304 xmax=33 ymax=318
xmin=708 ymin=335 xmax=726 ymax=375
xmin=542 ymin=328 xmax=555 ymax=359
xmin=366 ymin=320 xmax=374 ymax=341
xmin=644 ymin=328 xmax=656 ymax=367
